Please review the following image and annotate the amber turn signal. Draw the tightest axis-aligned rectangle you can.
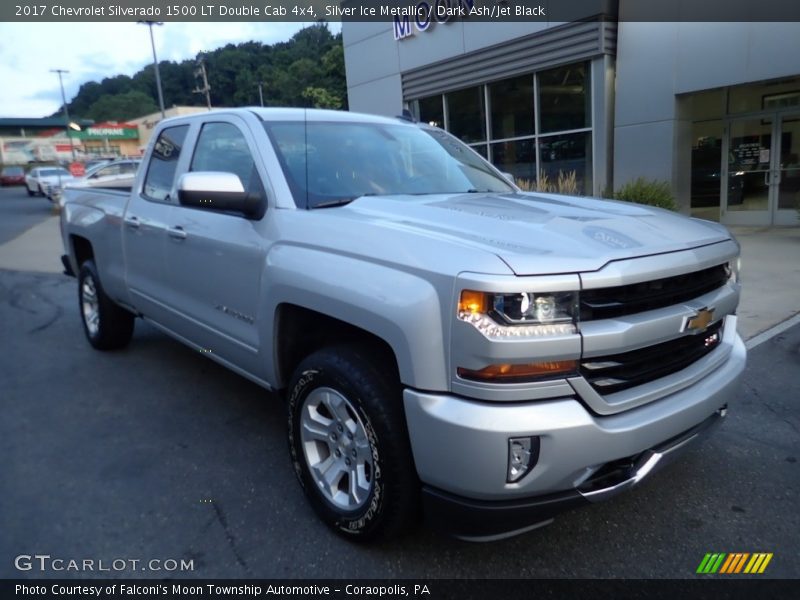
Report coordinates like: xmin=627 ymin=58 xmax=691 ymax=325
xmin=458 ymin=290 xmax=489 ymax=314
xmin=457 ymin=360 xmax=577 ymax=383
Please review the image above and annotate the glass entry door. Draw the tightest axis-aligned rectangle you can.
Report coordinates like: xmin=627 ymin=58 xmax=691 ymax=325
xmin=775 ymin=114 xmax=800 ymax=225
xmin=723 ymin=118 xmax=772 ymax=225
xmin=723 ymin=114 xmax=800 ymax=226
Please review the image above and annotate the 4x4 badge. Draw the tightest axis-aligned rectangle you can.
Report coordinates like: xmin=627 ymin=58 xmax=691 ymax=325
xmin=683 ymin=307 xmax=715 ymax=333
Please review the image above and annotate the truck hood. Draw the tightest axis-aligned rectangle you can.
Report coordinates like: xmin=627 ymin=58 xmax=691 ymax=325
xmin=333 ymin=192 xmax=732 ymax=275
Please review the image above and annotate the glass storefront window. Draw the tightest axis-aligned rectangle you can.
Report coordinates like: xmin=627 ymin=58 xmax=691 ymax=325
xmin=538 ymin=63 xmax=590 ymax=133
xmin=538 ymin=132 xmax=592 ymax=194
xmin=490 ymin=139 xmax=536 ymax=184
xmin=446 ymin=86 xmax=486 ymax=143
xmin=489 ymin=75 xmax=534 ymax=140
xmin=411 ymin=60 xmax=594 ymax=195
xmin=418 ymin=95 xmax=444 ymax=128
xmin=690 ymin=121 xmax=724 ymax=221
xmin=728 ymin=77 xmax=800 ymax=114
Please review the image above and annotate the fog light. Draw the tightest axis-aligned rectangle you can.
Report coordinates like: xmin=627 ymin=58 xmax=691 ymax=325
xmin=507 ymin=436 xmax=540 ymax=483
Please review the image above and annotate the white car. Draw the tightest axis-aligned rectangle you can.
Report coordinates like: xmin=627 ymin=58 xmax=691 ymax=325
xmin=25 ymin=166 xmax=74 ymax=199
xmin=53 ymin=159 xmax=141 ymax=206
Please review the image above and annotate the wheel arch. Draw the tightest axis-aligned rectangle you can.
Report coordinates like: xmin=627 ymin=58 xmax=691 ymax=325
xmin=70 ymin=234 xmax=95 ymax=267
xmin=274 ymin=304 xmax=401 ymax=391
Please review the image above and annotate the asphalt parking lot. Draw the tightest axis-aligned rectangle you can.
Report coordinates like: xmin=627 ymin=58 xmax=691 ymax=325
xmin=2 ymin=277 xmax=798 ymax=580
xmin=0 ymin=187 xmax=798 ymax=579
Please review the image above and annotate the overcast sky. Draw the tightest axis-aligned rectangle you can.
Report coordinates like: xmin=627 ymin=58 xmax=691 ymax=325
xmin=0 ymin=22 xmax=340 ymax=118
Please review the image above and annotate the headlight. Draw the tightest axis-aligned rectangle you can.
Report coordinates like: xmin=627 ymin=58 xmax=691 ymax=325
xmin=725 ymin=257 xmax=741 ymax=284
xmin=458 ymin=290 xmax=578 ymax=338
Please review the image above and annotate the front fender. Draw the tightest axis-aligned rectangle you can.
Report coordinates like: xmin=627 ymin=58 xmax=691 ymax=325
xmin=262 ymin=244 xmax=449 ymax=391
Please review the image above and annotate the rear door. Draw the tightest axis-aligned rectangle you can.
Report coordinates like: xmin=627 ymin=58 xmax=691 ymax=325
xmin=123 ymin=124 xmax=191 ymax=323
xmin=159 ymin=116 xmax=269 ymax=375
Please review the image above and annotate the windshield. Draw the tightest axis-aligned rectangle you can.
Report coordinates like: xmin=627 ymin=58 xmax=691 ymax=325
xmin=41 ymin=168 xmax=69 ymax=177
xmin=263 ymin=120 xmax=515 ymax=208
xmin=2 ymin=167 xmax=24 ymax=175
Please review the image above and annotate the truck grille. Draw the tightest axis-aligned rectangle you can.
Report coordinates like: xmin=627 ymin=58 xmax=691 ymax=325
xmin=580 ymin=263 xmax=729 ymax=320
xmin=580 ymin=320 xmax=723 ymax=394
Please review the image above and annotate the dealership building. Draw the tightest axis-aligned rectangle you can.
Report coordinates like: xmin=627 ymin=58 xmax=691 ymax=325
xmin=342 ymin=2 xmax=800 ymax=226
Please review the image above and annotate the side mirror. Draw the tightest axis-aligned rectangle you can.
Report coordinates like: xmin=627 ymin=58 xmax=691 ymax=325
xmin=501 ymin=171 xmax=516 ymax=184
xmin=177 ymin=171 xmax=263 ymax=218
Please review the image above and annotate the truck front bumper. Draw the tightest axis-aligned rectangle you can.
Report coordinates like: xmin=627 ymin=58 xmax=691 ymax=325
xmin=403 ymin=331 xmax=746 ymax=540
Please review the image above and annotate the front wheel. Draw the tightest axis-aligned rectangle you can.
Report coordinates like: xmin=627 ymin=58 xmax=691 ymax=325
xmin=78 ymin=259 xmax=135 ymax=350
xmin=287 ymin=345 xmax=419 ymax=541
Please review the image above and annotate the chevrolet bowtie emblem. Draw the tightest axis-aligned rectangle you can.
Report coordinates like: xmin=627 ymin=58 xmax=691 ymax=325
xmin=684 ymin=308 xmax=715 ymax=333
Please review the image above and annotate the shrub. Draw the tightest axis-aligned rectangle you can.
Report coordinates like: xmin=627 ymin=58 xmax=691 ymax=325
xmin=614 ymin=177 xmax=677 ymax=211
xmin=516 ymin=170 xmax=579 ymax=195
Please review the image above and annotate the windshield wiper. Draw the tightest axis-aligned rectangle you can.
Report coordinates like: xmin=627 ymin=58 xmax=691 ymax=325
xmin=313 ymin=198 xmax=356 ymax=209
xmin=312 ymin=193 xmax=378 ymax=209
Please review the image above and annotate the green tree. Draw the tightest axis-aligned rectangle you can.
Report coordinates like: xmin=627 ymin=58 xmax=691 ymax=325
xmin=301 ymin=86 xmax=342 ymax=109
xmin=87 ymin=90 xmax=158 ymax=122
xmin=60 ymin=23 xmax=348 ymax=118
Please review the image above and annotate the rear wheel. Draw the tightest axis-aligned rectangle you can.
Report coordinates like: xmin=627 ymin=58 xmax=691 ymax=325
xmin=78 ymin=259 xmax=135 ymax=350
xmin=287 ymin=345 xmax=419 ymax=541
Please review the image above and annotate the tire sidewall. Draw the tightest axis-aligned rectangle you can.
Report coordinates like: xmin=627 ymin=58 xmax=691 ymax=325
xmin=78 ymin=261 xmax=104 ymax=347
xmin=287 ymin=362 xmax=386 ymax=538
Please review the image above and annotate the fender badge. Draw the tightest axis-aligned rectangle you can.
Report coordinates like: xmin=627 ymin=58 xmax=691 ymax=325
xmin=683 ymin=308 xmax=715 ymax=333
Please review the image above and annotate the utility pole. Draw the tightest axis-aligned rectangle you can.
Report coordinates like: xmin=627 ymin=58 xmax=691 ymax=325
xmin=138 ymin=21 xmax=166 ymax=119
xmin=193 ymin=58 xmax=212 ymax=110
xmin=50 ymin=68 xmax=76 ymax=161
xmin=258 ymin=81 xmax=264 ymax=107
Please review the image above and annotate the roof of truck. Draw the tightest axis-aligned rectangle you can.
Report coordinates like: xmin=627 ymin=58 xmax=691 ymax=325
xmin=164 ymin=107 xmax=412 ymax=126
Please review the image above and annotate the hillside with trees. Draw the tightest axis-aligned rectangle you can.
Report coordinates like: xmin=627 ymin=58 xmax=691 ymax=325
xmin=61 ymin=23 xmax=346 ymax=122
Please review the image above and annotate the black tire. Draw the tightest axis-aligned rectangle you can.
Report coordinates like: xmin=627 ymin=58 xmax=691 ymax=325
xmin=77 ymin=259 xmax=135 ymax=350
xmin=37 ymin=184 xmax=43 ymax=196
xmin=287 ymin=345 xmax=420 ymax=541
xmin=26 ymin=185 xmax=34 ymax=197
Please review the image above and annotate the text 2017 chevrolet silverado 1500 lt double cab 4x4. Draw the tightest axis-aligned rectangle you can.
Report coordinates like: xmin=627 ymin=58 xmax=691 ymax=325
xmin=60 ymin=108 xmax=746 ymax=541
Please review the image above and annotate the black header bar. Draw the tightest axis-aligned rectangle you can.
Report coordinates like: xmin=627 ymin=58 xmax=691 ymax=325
xmin=2 ymin=0 xmax=800 ymax=22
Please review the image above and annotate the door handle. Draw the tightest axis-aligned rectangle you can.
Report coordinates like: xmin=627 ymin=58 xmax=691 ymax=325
xmin=167 ymin=226 xmax=187 ymax=240
xmin=124 ymin=215 xmax=140 ymax=229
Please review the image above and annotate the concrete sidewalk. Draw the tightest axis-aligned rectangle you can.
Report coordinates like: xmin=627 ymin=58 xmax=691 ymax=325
xmin=0 ymin=216 xmax=797 ymax=341
xmin=0 ymin=215 xmax=62 ymax=274
xmin=732 ymin=227 xmax=800 ymax=340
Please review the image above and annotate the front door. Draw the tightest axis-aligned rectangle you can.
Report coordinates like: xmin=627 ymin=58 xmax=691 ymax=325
xmin=160 ymin=118 xmax=269 ymax=377
xmin=774 ymin=114 xmax=800 ymax=225
xmin=723 ymin=113 xmax=800 ymax=226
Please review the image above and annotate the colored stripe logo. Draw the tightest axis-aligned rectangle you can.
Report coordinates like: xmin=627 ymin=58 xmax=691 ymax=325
xmin=696 ymin=552 xmax=773 ymax=574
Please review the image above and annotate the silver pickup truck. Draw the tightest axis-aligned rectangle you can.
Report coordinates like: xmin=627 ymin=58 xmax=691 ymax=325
xmin=60 ymin=108 xmax=746 ymax=541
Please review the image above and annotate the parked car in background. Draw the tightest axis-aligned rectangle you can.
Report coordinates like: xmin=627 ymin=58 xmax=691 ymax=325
xmin=25 ymin=166 xmax=73 ymax=198
xmin=1 ymin=166 xmax=26 ymax=186
xmin=51 ymin=159 xmax=141 ymax=205
xmin=84 ymin=158 xmax=114 ymax=172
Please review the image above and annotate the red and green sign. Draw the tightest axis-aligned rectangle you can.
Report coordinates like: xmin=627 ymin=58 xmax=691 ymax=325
xmin=75 ymin=122 xmax=139 ymax=140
